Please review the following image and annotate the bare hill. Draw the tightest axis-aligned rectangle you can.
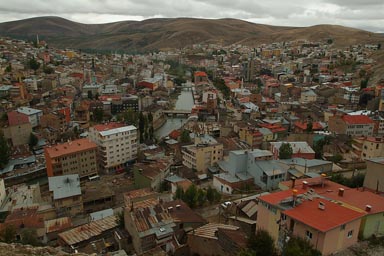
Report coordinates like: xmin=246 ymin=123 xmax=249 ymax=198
xmin=0 ymin=16 xmax=383 ymax=52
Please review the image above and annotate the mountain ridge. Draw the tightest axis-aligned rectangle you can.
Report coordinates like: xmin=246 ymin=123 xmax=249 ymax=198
xmin=0 ymin=16 xmax=383 ymax=52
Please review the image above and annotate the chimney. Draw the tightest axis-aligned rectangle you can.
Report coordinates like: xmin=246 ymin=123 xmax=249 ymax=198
xmin=338 ymin=188 xmax=344 ymax=197
xmin=302 ymin=181 xmax=308 ymax=189
xmin=321 ymin=173 xmax=327 ymax=187
xmin=291 ymin=177 xmax=296 ymax=188
xmin=365 ymin=205 xmax=372 ymax=212
xmin=318 ymin=201 xmax=325 ymax=210
xmin=292 ymin=189 xmax=298 ymax=207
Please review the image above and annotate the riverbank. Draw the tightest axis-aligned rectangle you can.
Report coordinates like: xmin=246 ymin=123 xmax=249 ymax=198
xmin=153 ymin=115 xmax=167 ymax=130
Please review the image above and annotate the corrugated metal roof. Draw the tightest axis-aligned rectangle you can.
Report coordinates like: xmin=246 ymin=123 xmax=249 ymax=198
xmin=193 ymin=223 xmax=239 ymax=239
xmin=58 ymin=215 xmax=117 ymax=245
xmin=45 ymin=217 xmax=72 ymax=233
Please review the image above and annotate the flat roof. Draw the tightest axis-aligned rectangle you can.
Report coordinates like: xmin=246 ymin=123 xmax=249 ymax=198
xmin=48 ymin=174 xmax=82 ymax=200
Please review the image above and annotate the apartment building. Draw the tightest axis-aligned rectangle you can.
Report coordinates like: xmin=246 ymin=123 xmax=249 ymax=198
xmin=17 ymin=106 xmax=43 ymax=128
xmin=182 ymin=134 xmax=223 ymax=173
xmin=364 ymin=157 xmax=384 ymax=193
xmin=44 ymin=138 xmax=98 ymax=179
xmin=352 ymin=137 xmax=384 ymax=160
xmin=328 ymin=114 xmax=374 ymax=136
xmin=89 ymin=122 xmax=137 ymax=173
xmin=3 ymin=110 xmax=32 ymax=146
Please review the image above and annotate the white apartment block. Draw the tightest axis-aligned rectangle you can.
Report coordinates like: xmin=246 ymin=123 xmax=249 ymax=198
xmin=89 ymin=123 xmax=137 ymax=173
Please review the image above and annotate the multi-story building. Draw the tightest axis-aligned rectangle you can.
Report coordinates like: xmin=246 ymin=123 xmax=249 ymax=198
xmin=89 ymin=122 xmax=137 ymax=173
xmin=48 ymin=174 xmax=83 ymax=217
xmin=270 ymin=141 xmax=315 ymax=160
xmin=352 ymin=137 xmax=384 ymax=160
xmin=328 ymin=114 xmax=374 ymax=136
xmin=182 ymin=134 xmax=223 ymax=173
xmin=44 ymin=138 xmax=98 ymax=179
xmin=364 ymin=157 xmax=384 ymax=193
xmin=239 ymin=127 xmax=263 ymax=148
xmin=2 ymin=110 xmax=32 ymax=146
xmin=17 ymin=106 xmax=43 ymax=128
xmin=258 ymin=186 xmax=365 ymax=255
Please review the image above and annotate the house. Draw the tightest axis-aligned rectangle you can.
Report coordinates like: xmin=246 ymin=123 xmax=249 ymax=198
xmin=89 ymin=122 xmax=138 ymax=173
xmin=270 ymin=141 xmax=315 ymax=160
xmin=133 ymin=160 xmax=172 ymax=191
xmin=44 ymin=138 xmax=98 ymax=179
xmin=2 ymin=110 xmax=32 ymax=146
xmin=163 ymin=199 xmax=206 ymax=230
xmin=58 ymin=215 xmax=118 ymax=254
xmin=44 ymin=217 xmax=72 ymax=243
xmin=213 ymin=172 xmax=254 ymax=194
xmin=257 ymin=188 xmax=365 ymax=255
xmin=217 ymin=149 xmax=284 ymax=190
xmin=328 ymin=114 xmax=374 ymax=136
xmin=280 ymin=176 xmax=384 ymax=239
xmin=239 ymin=127 xmax=263 ymax=148
xmin=124 ymin=202 xmax=177 ymax=255
xmin=187 ymin=223 xmax=247 ymax=256
xmin=300 ymin=89 xmax=317 ymax=104
xmin=293 ymin=120 xmax=325 ymax=133
xmin=363 ymin=157 xmax=384 ymax=193
xmin=17 ymin=107 xmax=43 ymax=128
xmin=182 ymin=134 xmax=223 ymax=173
xmin=194 ymin=71 xmax=209 ymax=85
xmin=48 ymin=174 xmax=83 ymax=217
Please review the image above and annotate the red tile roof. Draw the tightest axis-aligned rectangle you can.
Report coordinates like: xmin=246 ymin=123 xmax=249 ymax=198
xmin=284 ymin=198 xmax=365 ymax=232
xmin=342 ymin=115 xmax=374 ymax=124
xmin=194 ymin=71 xmax=208 ymax=77
xmin=259 ymin=188 xmax=307 ymax=205
xmin=92 ymin=122 xmax=125 ymax=131
xmin=45 ymin=138 xmax=97 ymax=158
xmin=294 ymin=121 xmax=324 ymax=131
xmin=7 ymin=111 xmax=29 ymax=126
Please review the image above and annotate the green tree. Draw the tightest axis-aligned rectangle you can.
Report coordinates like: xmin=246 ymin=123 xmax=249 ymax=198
xmin=196 ymin=188 xmax=206 ymax=207
xmin=138 ymin=112 xmax=145 ymax=143
xmin=116 ymin=211 xmax=125 ymax=228
xmin=206 ymin=186 xmax=215 ymax=203
xmin=87 ymin=90 xmax=93 ymax=100
xmin=5 ymin=64 xmax=12 ymax=72
xmin=184 ymin=184 xmax=198 ymax=208
xmin=242 ymin=229 xmax=277 ymax=256
xmin=174 ymin=186 xmax=185 ymax=200
xmin=92 ymin=108 xmax=104 ymax=123
xmin=306 ymin=121 xmax=313 ymax=133
xmin=0 ymin=224 xmax=16 ymax=243
xmin=180 ymin=129 xmax=191 ymax=143
xmin=284 ymin=236 xmax=321 ymax=256
xmin=279 ymin=143 xmax=293 ymax=159
xmin=0 ymin=131 xmax=10 ymax=169
xmin=43 ymin=65 xmax=54 ymax=74
xmin=28 ymin=133 xmax=38 ymax=150
xmin=20 ymin=228 xmax=41 ymax=246
xmin=28 ymin=57 xmax=40 ymax=72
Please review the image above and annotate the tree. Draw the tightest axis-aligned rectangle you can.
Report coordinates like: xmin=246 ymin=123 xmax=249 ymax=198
xmin=284 ymin=236 xmax=321 ymax=256
xmin=87 ymin=90 xmax=93 ymax=100
xmin=180 ymin=129 xmax=191 ymax=143
xmin=28 ymin=57 xmax=40 ymax=72
xmin=206 ymin=186 xmax=215 ymax=203
xmin=0 ymin=224 xmax=16 ymax=243
xmin=279 ymin=143 xmax=293 ymax=159
xmin=116 ymin=211 xmax=125 ymax=228
xmin=242 ymin=229 xmax=277 ymax=256
xmin=92 ymin=108 xmax=104 ymax=123
xmin=43 ymin=65 xmax=54 ymax=74
xmin=0 ymin=131 xmax=10 ymax=169
xmin=138 ymin=112 xmax=145 ymax=143
xmin=306 ymin=121 xmax=313 ymax=133
xmin=5 ymin=64 xmax=12 ymax=72
xmin=28 ymin=133 xmax=38 ymax=150
xmin=20 ymin=228 xmax=41 ymax=246
xmin=184 ymin=184 xmax=198 ymax=208
xmin=174 ymin=186 xmax=185 ymax=201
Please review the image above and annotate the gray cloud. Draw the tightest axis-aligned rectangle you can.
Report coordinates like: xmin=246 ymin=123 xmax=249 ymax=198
xmin=0 ymin=0 xmax=382 ymax=32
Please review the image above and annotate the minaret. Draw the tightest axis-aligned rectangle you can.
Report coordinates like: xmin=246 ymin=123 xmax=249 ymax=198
xmin=36 ymin=34 xmax=39 ymax=46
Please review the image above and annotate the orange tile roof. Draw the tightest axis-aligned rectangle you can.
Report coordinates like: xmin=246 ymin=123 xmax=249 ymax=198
xmin=284 ymin=198 xmax=365 ymax=232
xmin=45 ymin=138 xmax=97 ymax=158
xmin=92 ymin=122 xmax=125 ymax=131
xmin=194 ymin=71 xmax=208 ymax=77
xmin=294 ymin=121 xmax=324 ymax=131
xmin=342 ymin=115 xmax=374 ymax=124
xmin=259 ymin=188 xmax=307 ymax=205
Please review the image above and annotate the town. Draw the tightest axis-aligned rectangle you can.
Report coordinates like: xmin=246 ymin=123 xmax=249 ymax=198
xmin=0 ymin=35 xmax=384 ymax=256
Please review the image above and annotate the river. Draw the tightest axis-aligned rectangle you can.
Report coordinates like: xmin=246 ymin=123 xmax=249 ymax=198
xmin=155 ymin=89 xmax=194 ymax=139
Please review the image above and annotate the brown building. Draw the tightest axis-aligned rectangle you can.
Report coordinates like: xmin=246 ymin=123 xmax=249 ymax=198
xmin=187 ymin=223 xmax=247 ymax=256
xmin=48 ymin=174 xmax=83 ymax=217
xmin=44 ymin=138 xmax=98 ymax=179
xmin=3 ymin=111 xmax=32 ymax=146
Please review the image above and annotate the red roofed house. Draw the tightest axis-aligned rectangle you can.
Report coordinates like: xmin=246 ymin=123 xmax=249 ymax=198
xmin=2 ymin=111 xmax=32 ymax=146
xmin=258 ymin=186 xmax=365 ymax=255
xmin=194 ymin=71 xmax=208 ymax=85
xmin=328 ymin=114 xmax=374 ymax=136
xmin=294 ymin=120 xmax=325 ymax=133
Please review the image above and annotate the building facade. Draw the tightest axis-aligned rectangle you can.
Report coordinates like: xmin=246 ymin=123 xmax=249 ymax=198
xmin=44 ymin=138 xmax=98 ymax=179
xmin=89 ymin=122 xmax=137 ymax=173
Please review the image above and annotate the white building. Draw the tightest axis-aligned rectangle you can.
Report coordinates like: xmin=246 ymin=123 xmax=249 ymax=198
xmin=89 ymin=122 xmax=137 ymax=173
xmin=17 ymin=107 xmax=43 ymax=128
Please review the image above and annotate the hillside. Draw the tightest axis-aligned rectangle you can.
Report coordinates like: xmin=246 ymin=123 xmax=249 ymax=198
xmin=0 ymin=16 xmax=383 ymax=52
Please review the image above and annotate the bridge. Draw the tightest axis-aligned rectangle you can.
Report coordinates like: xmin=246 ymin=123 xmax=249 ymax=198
xmin=163 ymin=109 xmax=192 ymax=117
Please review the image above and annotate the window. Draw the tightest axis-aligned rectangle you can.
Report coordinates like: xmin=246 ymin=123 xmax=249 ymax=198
xmin=341 ymin=224 xmax=346 ymax=230
xmin=306 ymin=230 xmax=313 ymax=240
xmin=347 ymin=230 xmax=353 ymax=238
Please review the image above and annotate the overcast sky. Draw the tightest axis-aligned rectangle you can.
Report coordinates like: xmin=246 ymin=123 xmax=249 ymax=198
xmin=0 ymin=0 xmax=383 ymax=32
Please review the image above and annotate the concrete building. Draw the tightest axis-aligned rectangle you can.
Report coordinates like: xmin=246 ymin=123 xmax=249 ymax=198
xmin=300 ymin=89 xmax=318 ymax=104
xmin=17 ymin=107 xmax=43 ymax=128
xmin=270 ymin=141 xmax=315 ymax=160
xmin=44 ymin=138 xmax=98 ymax=179
xmin=258 ymin=188 xmax=365 ymax=255
xmin=364 ymin=157 xmax=384 ymax=193
xmin=352 ymin=137 xmax=384 ymax=160
xmin=48 ymin=174 xmax=83 ymax=217
xmin=328 ymin=115 xmax=374 ymax=137
xmin=182 ymin=134 xmax=223 ymax=173
xmin=2 ymin=110 xmax=32 ymax=146
xmin=133 ymin=159 xmax=172 ymax=191
xmin=89 ymin=122 xmax=138 ymax=173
